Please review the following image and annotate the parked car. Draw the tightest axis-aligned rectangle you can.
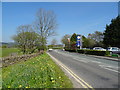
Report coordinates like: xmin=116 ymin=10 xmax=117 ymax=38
xmin=107 ymin=47 xmax=120 ymax=51
xmin=93 ymin=47 xmax=106 ymax=51
xmin=62 ymin=49 xmax=65 ymax=51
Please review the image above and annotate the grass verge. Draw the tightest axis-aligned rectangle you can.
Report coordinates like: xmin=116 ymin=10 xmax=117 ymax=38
xmin=2 ymin=53 xmax=73 ymax=88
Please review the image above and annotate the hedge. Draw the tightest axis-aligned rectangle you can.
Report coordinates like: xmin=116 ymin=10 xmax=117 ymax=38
xmin=65 ymin=49 xmax=110 ymax=56
xmin=52 ymin=47 xmax=63 ymax=49
xmin=65 ymin=49 xmax=76 ymax=52
xmin=78 ymin=49 xmax=110 ymax=56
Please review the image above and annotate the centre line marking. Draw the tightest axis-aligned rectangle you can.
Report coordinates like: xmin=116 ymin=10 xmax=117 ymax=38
xmin=90 ymin=61 xmax=101 ymax=63
xmin=72 ymin=58 xmax=88 ymax=63
xmin=99 ymin=65 xmax=119 ymax=73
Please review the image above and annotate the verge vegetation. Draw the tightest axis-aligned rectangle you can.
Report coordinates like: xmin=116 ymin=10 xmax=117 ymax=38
xmin=2 ymin=53 xmax=73 ymax=88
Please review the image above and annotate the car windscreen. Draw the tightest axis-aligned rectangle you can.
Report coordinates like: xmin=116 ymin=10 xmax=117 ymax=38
xmin=112 ymin=48 xmax=118 ymax=50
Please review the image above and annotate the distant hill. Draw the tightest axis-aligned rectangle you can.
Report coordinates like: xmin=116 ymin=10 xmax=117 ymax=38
xmin=0 ymin=42 xmax=17 ymax=47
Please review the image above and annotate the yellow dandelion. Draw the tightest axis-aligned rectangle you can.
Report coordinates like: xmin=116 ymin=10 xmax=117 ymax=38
xmin=59 ymin=76 xmax=61 ymax=79
xmin=52 ymin=80 xmax=55 ymax=83
xmin=8 ymin=86 xmax=10 ymax=88
xmin=51 ymin=77 xmax=54 ymax=80
xmin=19 ymin=85 xmax=22 ymax=88
xmin=26 ymin=86 xmax=28 ymax=88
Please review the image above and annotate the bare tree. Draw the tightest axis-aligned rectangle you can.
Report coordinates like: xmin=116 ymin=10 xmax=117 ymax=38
xmin=88 ymin=31 xmax=104 ymax=47
xmin=61 ymin=34 xmax=71 ymax=46
xmin=88 ymin=31 xmax=104 ymax=42
xmin=34 ymin=8 xmax=57 ymax=49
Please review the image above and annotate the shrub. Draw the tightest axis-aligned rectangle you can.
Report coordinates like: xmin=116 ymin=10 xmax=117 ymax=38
xmin=2 ymin=45 xmax=7 ymax=48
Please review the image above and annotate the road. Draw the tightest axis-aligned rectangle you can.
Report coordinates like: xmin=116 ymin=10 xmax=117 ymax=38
xmin=48 ymin=50 xmax=119 ymax=88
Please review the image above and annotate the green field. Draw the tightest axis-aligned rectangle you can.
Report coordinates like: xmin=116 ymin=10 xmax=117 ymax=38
xmin=2 ymin=53 xmax=73 ymax=88
xmin=0 ymin=48 xmax=22 ymax=57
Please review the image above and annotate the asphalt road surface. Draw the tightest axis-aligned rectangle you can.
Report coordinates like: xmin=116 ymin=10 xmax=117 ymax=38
xmin=48 ymin=50 xmax=119 ymax=88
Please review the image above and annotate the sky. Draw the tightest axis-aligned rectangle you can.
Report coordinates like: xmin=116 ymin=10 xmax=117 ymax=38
xmin=1 ymin=0 xmax=120 ymax=2
xmin=2 ymin=2 xmax=118 ymax=44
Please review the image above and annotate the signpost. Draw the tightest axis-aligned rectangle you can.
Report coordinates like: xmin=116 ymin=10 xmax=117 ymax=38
xmin=67 ymin=38 xmax=70 ymax=49
xmin=76 ymin=35 xmax=82 ymax=49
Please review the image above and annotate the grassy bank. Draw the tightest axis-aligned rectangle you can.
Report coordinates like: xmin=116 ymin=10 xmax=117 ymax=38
xmin=2 ymin=53 xmax=73 ymax=88
xmin=0 ymin=48 xmax=22 ymax=57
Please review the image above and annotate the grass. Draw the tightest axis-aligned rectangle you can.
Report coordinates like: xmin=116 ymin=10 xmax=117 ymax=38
xmin=0 ymin=48 xmax=22 ymax=57
xmin=2 ymin=53 xmax=73 ymax=88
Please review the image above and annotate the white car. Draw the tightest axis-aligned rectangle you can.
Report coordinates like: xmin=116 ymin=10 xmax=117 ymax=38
xmin=107 ymin=47 xmax=120 ymax=51
xmin=48 ymin=48 xmax=53 ymax=51
xmin=93 ymin=47 xmax=106 ymax=51
xmin=82 ymin=48 xmax=90 ymax=50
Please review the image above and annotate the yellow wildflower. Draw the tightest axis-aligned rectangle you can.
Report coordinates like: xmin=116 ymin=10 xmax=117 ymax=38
xmin=8 ymin=86 xmax=10 ymax=88
xmin=52 ymin=80 xmax=55 ymax=83
xmin=26 ymin=86 xmax=28 ymax=88
xmin=19 ymin=85 xmax=22 ymax=88
xmin=59 ymin=76 xmax=61 ymax=79
xmin=51 ymin=77 xmax=54 ymax=80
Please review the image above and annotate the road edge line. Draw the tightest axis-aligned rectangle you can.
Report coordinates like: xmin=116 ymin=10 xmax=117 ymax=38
xmin=47 ymin=52 xmax=94 ymax=90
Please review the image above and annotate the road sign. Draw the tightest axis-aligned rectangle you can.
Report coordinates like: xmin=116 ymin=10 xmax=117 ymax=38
xmin=76 ymin=35 xmax=82 ymax=49
xmin=76 ymin=40 xmax=80 ymax=46
xmin=77 ymin=35 xmax=81 ymax=40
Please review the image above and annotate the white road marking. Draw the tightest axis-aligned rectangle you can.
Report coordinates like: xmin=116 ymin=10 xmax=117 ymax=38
xmin=90 ymin=61 xmax=101 ymax=63
xmin=103 ymin=67 xmax=119 ymax=73
xmin=54 ymin=50 xmax=89 ymax=63
xmin=99 ymin=65 xmax=118 ymax=69
xmin=54 ymin=50 xmax=120 ymax=73
xmin=72 ymin=58 xmax=88 ymax=63
xmin=99 ymin=65 xmax=119 ymax=73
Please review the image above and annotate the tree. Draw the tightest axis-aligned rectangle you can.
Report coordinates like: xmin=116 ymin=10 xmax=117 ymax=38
xmin=51 ymin=38 xmax=57 ymax=45
xmin=82 ymin=36 xmax=96 ymax=48
xmin=13 ymin=25 xmax=39 ymax=54
xmin=70 ymin=33 xmax=77 ymax=44
xmin=61 ymin=34 xmax=71 ymax=46
xmin=34 ymin=8 xmax=57 ymax=50
xmin=88 ymin=31 xmax=104 ymax=47
xmin=82 ymin=36 xmax=88 ymax=48
xmin=88 ymin=31 xmax=104 ymax=42
xmin=103 ymin=16 xmax=120 ymax=48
